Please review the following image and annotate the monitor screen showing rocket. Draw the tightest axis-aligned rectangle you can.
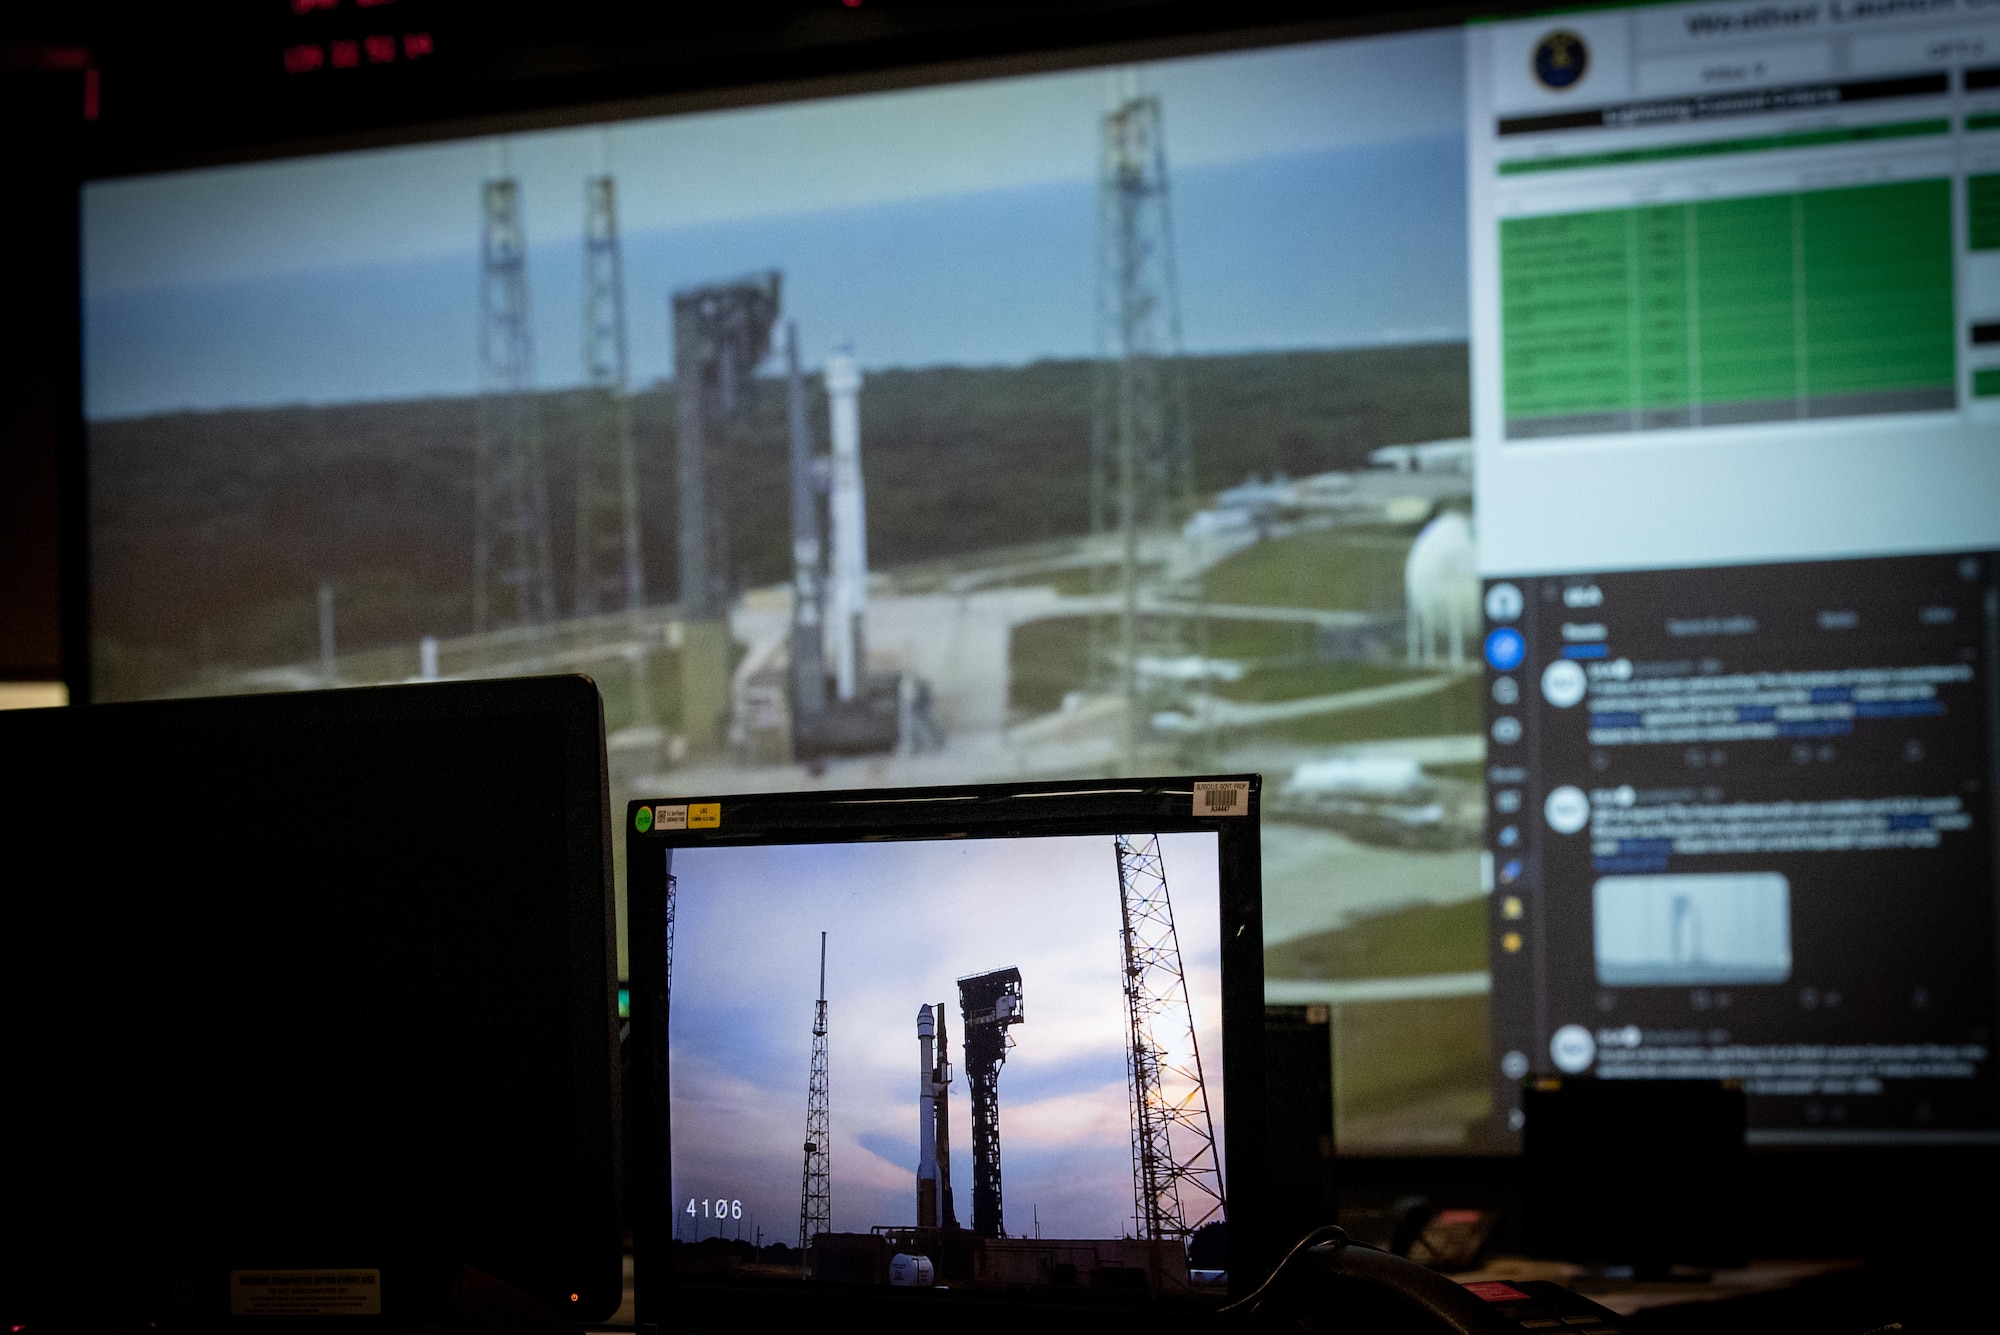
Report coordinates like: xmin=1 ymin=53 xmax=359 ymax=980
xmin=661 ymin=831 xmax=1226 ymax=1298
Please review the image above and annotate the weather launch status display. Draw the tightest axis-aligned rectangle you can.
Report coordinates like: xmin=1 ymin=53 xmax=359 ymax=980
xmin=1466 ymin=1 xmax=2000 ymax=1146
xmin=1485 ymin=553 xmax=2000 ymax=1141
xmin=662 ymin=832 xmax=1226 ymax=1295
xmin=1469 ymin=1 xmax=2000 ymax=584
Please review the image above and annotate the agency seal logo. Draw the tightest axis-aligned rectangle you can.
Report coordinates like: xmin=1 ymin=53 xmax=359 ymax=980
xmin=1532 ymin=29 xmax=1589 ymax=91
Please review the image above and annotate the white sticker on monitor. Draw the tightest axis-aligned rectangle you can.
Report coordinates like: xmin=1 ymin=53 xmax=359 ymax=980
xmin=229 ymin=1269 xmax=381 ymax=1316
xmin=1194 ymin=781 xmax=1249 ymax=816
xmin=655 ymin=804 xmax=688 ymax=830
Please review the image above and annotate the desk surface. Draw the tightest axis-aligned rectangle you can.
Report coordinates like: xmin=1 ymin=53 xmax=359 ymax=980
xmin=590 ymin=1252 xmax=1864 ymax=1330
xmin=1450 ymin=1257 xmax=1864 ymax=1318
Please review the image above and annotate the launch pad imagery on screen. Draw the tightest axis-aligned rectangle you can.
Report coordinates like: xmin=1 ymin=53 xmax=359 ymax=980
xmin=85 ymin=32 xmax=1486 ymax=1153
xmin=661 ymin=832 xmax=1226 ymax=1296
xmin=89 ymin=0 xmax=2000 ymax=1156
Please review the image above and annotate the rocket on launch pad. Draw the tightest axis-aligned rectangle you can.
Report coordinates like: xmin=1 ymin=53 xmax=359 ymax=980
xmin=916 ymin=1003 xmax=958 ymax=1230
xmin=824 ymin=347 xmax=868 ymax=705
xmin=785 ymin=333 xmax=901 ymax=761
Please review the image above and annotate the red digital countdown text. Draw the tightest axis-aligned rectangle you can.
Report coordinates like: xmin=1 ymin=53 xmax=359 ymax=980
xmin=283 ymin=31 xmax=431 ymax=74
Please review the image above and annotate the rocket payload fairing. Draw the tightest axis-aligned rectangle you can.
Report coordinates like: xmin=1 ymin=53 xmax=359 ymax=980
xmin=824 ymin=347 xmax=868 ymax=703
xmin=916 ymin=1002 xmax=957 ymax=1230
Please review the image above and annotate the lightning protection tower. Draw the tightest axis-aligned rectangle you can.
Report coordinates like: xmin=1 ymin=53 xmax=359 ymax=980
xmin=663 ymin=859 xmax=678 ymax=998
xmin=799 ymin=931 xmax=831 ymax=1255
xmin=475 ymin=175 xmax=557 ymax=633
xmin=1116 ymin=833 xmax=1224 ymax=1244
xmin=958 ymin=966 xmax=1024 ymax=1239
xmin=574 ymin=172 xmax=644 ymax=618
xmin=1091 ymin=92 xmax=1199 ymax=769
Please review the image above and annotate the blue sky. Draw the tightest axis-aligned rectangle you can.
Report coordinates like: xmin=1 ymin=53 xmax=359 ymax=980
xmin=665 ymin=832 xmax=1222 ymax=1243
xmin=83 ymin=29 xmax=1468 ymax=420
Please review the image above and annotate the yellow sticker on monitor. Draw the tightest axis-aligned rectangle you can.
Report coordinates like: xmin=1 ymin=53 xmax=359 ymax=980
xmin=229 ymin=1269 xmax=381 ymax=1316
xmin=689 ymin=802 xmax=721 ymax=828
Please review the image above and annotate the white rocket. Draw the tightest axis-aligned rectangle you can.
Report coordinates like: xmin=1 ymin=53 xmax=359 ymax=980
xmin=824 ymin=346 xmax=868 ymax=703
xmin=915 ymin=1002 xmax=958 ymax=1230
xmin=917 ymin=1004 xmax=940 ymax=1228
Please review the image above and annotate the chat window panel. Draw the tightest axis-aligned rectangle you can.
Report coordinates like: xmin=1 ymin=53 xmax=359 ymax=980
xmin=1483 ymin=552 xmax=2000 ymax=1141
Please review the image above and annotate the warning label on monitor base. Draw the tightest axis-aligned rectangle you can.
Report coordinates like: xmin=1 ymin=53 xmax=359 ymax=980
xmin=229 ymin=1269 xmax=382 ymax=1316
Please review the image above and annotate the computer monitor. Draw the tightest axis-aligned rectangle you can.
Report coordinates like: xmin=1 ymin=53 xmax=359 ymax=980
xmin=0 ymin=676 xmax=623 ymax=1327
xmin=74 ymin=0 xmax=1999 ymax=1157
xmin=1484 ymin=555 xmax=1998 ymax=1141
xmin=623 ymin=776 xmax=1266 ymax=1325
xmin=1462 ymin=6 xmax=2000 ymax=1145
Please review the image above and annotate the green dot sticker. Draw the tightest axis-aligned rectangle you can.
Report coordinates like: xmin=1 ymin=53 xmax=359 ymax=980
xmin=634 ymin=806 xmax=653 ymax=833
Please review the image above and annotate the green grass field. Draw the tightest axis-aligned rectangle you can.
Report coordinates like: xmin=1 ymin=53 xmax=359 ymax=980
xmin=1249 ymin=673 xmax=1484 ymax=746
xmin=1007 ymin=612 xmax=1477 ymax=746
xmin=1331 ymin=993 xmax=1495 ymax=1151
xmin=1265 ymin=897 xmax=1486 ymax=981
xmin=996 ymin=564 xmax=1106 ymax=596
xmin=1213 ymin=660 xmax=1427 ymax=703
xmin=1198 ymin=619 xmax=1317 ymax=661
xmin=1421 ymin=761 xmax=1486 ymax=784
xmin=1009 ymin=617 xmax=1095 ymax=716
xmin=1202 ymin=527 xmax=1412 ymax=612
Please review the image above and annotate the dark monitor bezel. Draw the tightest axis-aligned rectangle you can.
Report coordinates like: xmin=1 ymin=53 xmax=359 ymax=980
xmin=625 ymin=774 xmax=1267 ymax=1329
xmin=0 ymin=674 xmax=625 ymax=1324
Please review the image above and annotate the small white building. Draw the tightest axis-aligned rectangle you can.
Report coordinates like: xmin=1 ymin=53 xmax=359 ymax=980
xmin=1369 ymin=438 xmax=1473 ymax=474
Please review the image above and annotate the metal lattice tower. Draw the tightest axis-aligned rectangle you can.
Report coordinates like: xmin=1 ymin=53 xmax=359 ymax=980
xmin=574 ymin=172 xmax=644 ymax=618
xmin=474 ymin=176 xmax=557 ymax=633
xmin=1116 ymin=833 xmax=1224 ymax=1243
xmin=663 ymin=866 xmax=678 ymax=997
xmin=799 ymin=932 xmax=831 ymax=1254
xmin=672 ymin=275 xmax=781 ymax=620
xmin=1091 ymin=92 xmax=1199 ymax=768
xmin=958 ymin=966 xmax=1025 ymax=1239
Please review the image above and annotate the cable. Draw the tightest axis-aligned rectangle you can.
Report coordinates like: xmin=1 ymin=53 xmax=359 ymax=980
xmin=1218 ymin=1223 xmax=1352 ymax=1315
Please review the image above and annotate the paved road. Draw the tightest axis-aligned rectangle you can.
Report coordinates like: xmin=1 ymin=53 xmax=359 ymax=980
xmin=1034 ymin=591 xmax=1389 ymax=629
xmin=1265 ymin=972 xmax=1490 ymax=1004
xmin=1258 ymin=820 xmax=1483 ymax=945
xmin=1185 ymin=669 xmax=1475 ymax=729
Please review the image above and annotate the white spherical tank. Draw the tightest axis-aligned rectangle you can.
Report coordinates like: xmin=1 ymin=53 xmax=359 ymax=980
xmin=1404 ymin=510 xmax=1479 ymax=667
xmin=889 ymin=1253 xmax=936 ymax=1287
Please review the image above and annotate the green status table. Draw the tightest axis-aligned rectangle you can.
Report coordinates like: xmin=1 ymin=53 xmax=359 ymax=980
xmin=1500 ymin=178 xmax=1955 ymax=439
